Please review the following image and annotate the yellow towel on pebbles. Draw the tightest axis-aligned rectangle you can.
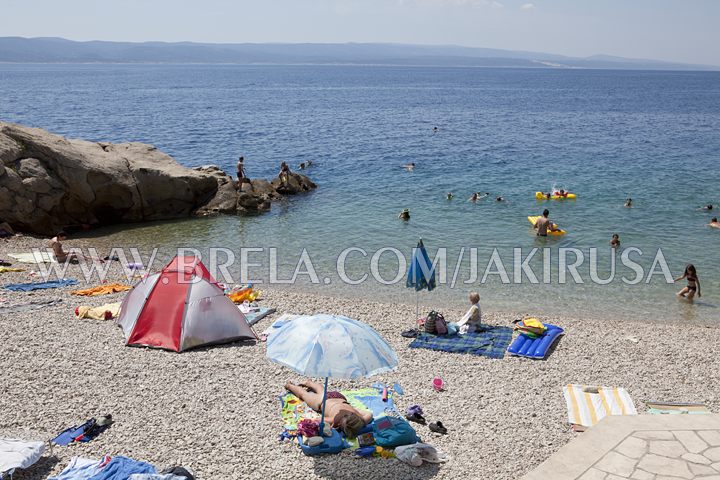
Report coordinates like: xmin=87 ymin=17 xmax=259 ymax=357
xmin=70 ymin=283 xmax=132 ymax=296
xmin=8 ymin=252 xmax=55 ymax=264
xmin=75 ymin=303 xmax=121 ymax=320
xmin=563 ymin=384 xmax=637 ymax=427
xmin=0 ymin=267 xmax=25 ymax=273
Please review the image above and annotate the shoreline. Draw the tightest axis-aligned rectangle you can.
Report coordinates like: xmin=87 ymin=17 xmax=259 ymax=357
xmin=1 ymin=231 xmax=715 ymax=327
xmin=2 ymin=234 xmax=720 ymax=479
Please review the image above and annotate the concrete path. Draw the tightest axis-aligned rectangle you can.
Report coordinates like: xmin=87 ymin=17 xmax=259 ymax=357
xmin=523 ymin=414 xmax=720 ymax=480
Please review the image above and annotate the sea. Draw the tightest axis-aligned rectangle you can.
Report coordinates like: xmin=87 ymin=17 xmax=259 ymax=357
xmin=1 ymin=64 xmax=719 ymax=323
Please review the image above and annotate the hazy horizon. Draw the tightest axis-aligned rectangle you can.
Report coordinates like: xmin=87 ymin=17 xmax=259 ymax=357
xmin=0 ymin=0 xmax=718 ymax=67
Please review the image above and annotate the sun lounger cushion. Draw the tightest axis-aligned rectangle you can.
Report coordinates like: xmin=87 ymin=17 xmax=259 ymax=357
xmin=409 ymin=326 xmax=513 ymax=359
xmin=0 ymin=437 xmax=45 ymax=478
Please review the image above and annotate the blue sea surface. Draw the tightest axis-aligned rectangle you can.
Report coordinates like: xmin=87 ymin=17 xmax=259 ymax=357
xmin=1 ymin=64 xmax=719 ymax=323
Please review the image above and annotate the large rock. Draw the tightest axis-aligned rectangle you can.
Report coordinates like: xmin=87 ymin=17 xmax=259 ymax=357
xmin=0 ymin=122 xmax=317 ymax=234
xmin=271 ymin=172 xmax=317 ymax=194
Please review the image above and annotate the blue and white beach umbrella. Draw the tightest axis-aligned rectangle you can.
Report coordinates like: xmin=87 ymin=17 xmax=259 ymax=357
xmin=406 ymin=238 xmax=436 ymax=320
xmin=266 ymin=314 xmax=398 ymax=435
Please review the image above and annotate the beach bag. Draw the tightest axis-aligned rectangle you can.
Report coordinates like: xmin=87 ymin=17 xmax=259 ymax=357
xmin=514 ymin=318 xmax=546 ymax=338
xmin=372 ymin=416 xmax=419 ymax=448
xmin=425 ymin=311 xmax=447 ymax=335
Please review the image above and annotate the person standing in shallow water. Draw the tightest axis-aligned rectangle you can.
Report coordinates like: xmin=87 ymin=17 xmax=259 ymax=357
xmin=675 ymin=264 xmax=701 ymax=300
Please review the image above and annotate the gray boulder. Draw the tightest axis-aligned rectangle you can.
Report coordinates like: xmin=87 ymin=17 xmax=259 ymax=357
xmin=0 ymin=122 xmax=317 ymax=234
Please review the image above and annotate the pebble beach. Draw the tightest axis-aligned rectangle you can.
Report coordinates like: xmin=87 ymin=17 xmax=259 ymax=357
xmin=1 ymin=233 xmax=719 ymax=480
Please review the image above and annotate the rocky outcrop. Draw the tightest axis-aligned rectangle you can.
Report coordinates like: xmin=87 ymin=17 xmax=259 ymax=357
xmin=0 ymin=122 xmax=316 ymax=234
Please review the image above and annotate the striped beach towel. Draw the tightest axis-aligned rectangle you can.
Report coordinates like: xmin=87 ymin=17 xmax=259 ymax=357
xmin=563 ymin=384 xmax=637 ymax=427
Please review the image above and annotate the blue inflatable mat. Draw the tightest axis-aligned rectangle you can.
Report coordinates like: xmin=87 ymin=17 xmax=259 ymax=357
xmin=507 ymin=324 xmax=564 ymax=359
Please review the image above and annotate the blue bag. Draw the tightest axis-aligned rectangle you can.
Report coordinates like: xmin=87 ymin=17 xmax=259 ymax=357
xmin=372 ymin=415 xmax=419 ymax=448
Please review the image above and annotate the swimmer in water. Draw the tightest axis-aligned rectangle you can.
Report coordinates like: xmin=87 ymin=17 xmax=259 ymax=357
xmin=709 ymin=217 xmax=720 ymax=229
xmin=398 ymin=209 xmax=410 ymax=221
xmin=433 ymin=126 xmax=439 ymax=133
xmin=702 ymin=204 xmax=714 ymax=211
xmin=469 ymin=192 xmax=479 ymax=202
xmin=496 ymin=196 xmax=504 ymax=202
xmin=610 ymin=233 xmax=621 ymax=248
xmin=403 ymin=162 xmax=416 ymax=171
xmin=446 ymin=192 xmax=454 ymax=200
xmin=625 ymin=198 xmax=633 ymax=208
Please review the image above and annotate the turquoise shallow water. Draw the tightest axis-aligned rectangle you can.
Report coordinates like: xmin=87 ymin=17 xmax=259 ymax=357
xmin=1 ymin=64 xmax=719 ymax=323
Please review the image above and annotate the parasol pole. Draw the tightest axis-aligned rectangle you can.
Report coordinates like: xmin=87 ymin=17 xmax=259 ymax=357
xmin=318 ymin=376 xmax=330 ymax=437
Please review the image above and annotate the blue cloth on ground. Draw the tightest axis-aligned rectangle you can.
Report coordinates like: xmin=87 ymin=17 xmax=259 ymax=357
xmin=128 ymin=475 xmax=187 ymax=480
xmin=353 ymin=392 xmax=397 ymax=417
xmin=52 ymin=419 xmax=95 ymax=446
xmin=49 ymin=457 xmax=105 ymax=480
xmin=507 ymin=324 xmax=564 ymax=359
xmin=409 ymin=326 xmax=513 ymax=359
xmin=4 ymin=279 xmax=77 ymax=292
xmin=86 ymin=456 xmax=155 ymax=479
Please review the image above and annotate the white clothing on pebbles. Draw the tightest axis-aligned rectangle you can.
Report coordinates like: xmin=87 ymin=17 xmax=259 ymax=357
xmin=1 ymin=235 xmax=719 ymax=479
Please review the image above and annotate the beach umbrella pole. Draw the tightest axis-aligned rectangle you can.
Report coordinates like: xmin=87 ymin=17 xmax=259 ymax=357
xmin=318 ymin=376 xmax=330 ymax=437
xmin=415 ymin=290 xmax=419 ymax=323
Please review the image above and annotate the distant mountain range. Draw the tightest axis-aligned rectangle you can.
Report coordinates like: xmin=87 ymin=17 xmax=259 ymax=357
xmin=0 ymin=37 xmax=717 ymax=71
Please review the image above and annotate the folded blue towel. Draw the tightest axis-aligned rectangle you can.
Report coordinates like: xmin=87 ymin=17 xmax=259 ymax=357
xmin=4 ymin=279 xmax=78 ymax=292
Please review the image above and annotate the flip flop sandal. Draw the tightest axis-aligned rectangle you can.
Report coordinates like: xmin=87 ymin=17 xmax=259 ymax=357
xmin=401 ymin=329 xmax=418 ymax=338
xmin=429 ymin=421 xmax=448 ymax=435
xmin=405 ymin=412 xmax=426 ymax=425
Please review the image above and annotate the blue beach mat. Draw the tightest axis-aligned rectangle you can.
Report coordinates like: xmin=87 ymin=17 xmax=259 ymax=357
xmin=507 ymin=324 xmax=564 ymax=359
xmin=409 ymin=326 xmax=513 ymax=359
xmin=4 ymin=279 xmax=77 ymax=292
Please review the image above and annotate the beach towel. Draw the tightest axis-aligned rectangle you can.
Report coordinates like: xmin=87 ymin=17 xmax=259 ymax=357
xmin=76 ymin=303 xmax=122 ymax=320
xmin=4 ymin=279 xmax=77 ymax=292
xmin=86 ymin=456 xmax=155 ymax=480
xmin=49 ymin=456 xmax=109 ymax=480
xmin=280 ymin=387 xmax=398 ymax=433
xmin=0 ymin=438 xmax=45 ymax=479
xmin=409 ymin=326 xmax=513 ymax=359
xmin=0 ymin=299 xmax=62 ymax=315
xmin=646 ymin=401 xmax=711 ymax=415
xmin=8 ymin=252 xmax=55 ymax=264
xmin=70 ymin=283 xmax=132 ymax=296
xmin=563 ymin=384 xmax=637 ymax=427
xmin=0 ymin=267 xmax=25 ymax=273
xmin=242 ymin=306 xmax=276 ymax=326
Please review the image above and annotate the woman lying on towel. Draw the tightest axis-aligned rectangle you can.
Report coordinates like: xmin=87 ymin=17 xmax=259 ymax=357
xmin=285 ymin=381 xmax=372 ymax=438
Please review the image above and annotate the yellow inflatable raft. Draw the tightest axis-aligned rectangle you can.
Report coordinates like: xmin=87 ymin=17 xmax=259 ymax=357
xmin=528 ymin=216 xmax=567 ymax=236
xmin=535 ymin=191 xmax=577 ymax=200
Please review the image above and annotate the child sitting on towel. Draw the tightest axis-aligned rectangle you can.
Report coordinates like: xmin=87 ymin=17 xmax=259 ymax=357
xmin=449 ymin=292 xmax=482 ymax=335
xmin=285 ymin=381 xmax=372 ymax=438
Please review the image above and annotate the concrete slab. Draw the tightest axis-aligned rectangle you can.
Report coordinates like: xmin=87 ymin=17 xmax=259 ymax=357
xmin=523 ymin=415 xmax=720 ymax=480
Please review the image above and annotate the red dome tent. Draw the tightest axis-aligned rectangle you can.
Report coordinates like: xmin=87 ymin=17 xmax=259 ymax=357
xmin=116 ymin=256 xmax=256 ymax=352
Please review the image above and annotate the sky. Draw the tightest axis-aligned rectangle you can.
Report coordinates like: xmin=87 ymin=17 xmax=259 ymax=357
xmin=1 ymin=0 xmax=719 ymax=66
